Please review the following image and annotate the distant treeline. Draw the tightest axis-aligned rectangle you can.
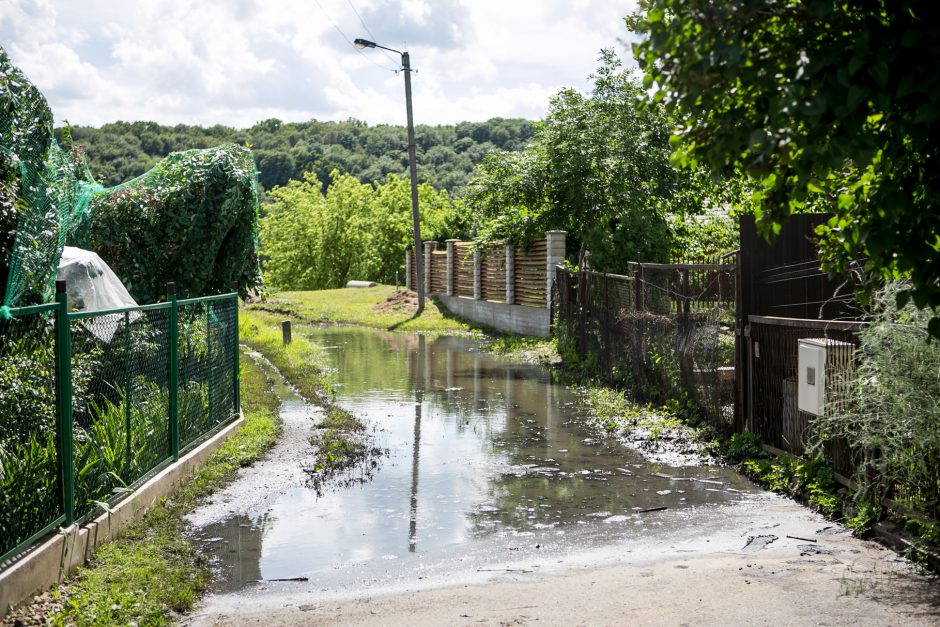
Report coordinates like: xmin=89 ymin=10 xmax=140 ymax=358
xmin=57 ymin=117 xmax=535 ymax=194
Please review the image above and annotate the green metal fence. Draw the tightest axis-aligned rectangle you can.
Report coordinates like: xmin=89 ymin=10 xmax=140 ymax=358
xmin=0 ymin=282 xmax=239 ymax=564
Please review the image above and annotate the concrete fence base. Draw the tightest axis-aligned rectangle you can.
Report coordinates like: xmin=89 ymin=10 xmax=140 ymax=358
xmin=436 ymin=295 xmax=550 ymax=337
xmin=0 ymin=415 xmax=245 ymax=617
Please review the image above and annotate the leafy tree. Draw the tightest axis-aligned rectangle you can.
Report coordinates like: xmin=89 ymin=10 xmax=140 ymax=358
xmin=465 ymin=51 xmax=735 ymax=270
xmin=63 ymin=117 xmax=535 ymax=196
xmin=633 ymin=1 xmax=940 ymax=335
xmin=260 ymin=171 xmax=459 ymax=290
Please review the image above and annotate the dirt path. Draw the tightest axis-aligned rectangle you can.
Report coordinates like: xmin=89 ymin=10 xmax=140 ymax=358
xmin=185 ymin=498 xmax=937 ymax=626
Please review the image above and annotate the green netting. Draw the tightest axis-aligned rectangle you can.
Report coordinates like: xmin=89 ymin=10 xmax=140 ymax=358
xmin=0 ymin=46 xmax=262 ymax=313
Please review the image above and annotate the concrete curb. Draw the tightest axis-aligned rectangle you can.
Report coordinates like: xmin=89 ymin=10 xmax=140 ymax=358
xmin=0 ymin=414 xmax=246 ymax=616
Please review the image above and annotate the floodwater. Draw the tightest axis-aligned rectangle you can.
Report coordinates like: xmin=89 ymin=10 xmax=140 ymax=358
xmin=191 ymin=327 xmax=764 ymax=605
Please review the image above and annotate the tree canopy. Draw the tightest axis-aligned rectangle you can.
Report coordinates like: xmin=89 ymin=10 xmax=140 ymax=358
xmin=633 ymin=1 xmax=940 ymax=335
xmin=60 ymin=117 xmax=534 ymax=196
xmin=464 ymin=50 xmax=742 ymax=271
xmin=260 ymin=171 xmax=459 ymax=290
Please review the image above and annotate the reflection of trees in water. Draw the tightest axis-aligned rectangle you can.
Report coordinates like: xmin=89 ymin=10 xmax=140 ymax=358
xmin=303 ymin=327 xmax=734 ymax=546
xmin=199 ymin=512 xmax=275 ymax=592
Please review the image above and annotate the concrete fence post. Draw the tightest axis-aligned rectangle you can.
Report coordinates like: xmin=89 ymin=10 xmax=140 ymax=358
xmin=545 ymin=231 xmax=567 ymax=311
xmin=405 ymin=248 xmax=412 ymax=291
xmin=445 ymin=239 xmax=458 ymax=296
xmin=473 ymin=248 xmax=482 ymax=300
xmin=505 ymin=244 xmax=515 ymax=305
xmin=423 ymin=241 xmax=437 ymax=295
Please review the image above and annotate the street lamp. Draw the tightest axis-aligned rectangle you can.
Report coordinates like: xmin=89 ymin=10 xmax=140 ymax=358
xmin=354 ymin=38 xmax=424 ymax=313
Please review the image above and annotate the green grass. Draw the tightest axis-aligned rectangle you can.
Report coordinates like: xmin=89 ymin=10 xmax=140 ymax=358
xmin=256 ymin=286 xmax=478 ymax=334
xmin=42 ymin=350 xmax=281 ymax=627
xmin=481 ymin=333 xmax=558 ymax=364
xmin=239 ymin=308 xmax=334 ymax=403
xmin=584 ymin=385 xmax=719 ymax=453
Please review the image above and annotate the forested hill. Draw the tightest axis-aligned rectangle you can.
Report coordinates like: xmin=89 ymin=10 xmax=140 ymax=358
xmin=57 ymin=117 xmax=534 ymax=194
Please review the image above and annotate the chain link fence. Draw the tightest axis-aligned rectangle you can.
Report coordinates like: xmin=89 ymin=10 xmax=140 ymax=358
xmin=555 ymin=264 xmax=735 ymax=428
xmin=0 ymin=304 xmax=63 ymax=562
xmin=0 ymin=287 xmax=239 ymax=565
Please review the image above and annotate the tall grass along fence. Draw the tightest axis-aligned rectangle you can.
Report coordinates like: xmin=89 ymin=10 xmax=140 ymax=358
xmin=554 ymin=260 xmax=736 ymax=429
xmin=0 ymin=281 xmax=239 ymax=565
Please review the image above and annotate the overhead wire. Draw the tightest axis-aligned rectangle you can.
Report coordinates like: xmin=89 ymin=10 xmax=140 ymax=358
xmin=311 ymin=0 xmax=400 ymax=72
xmin=345 ymin=0 xmax=401 ymax=66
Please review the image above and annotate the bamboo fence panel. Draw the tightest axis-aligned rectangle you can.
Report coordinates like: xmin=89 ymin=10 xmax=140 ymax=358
xmin=429 ymin=250 xmax=447 ymax=294
xmin=514 ymin=238 xmax=547 ymax=307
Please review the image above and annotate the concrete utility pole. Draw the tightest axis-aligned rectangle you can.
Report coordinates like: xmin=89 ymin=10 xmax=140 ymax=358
xmin=354 ymin=38 xmax=424 ymax=313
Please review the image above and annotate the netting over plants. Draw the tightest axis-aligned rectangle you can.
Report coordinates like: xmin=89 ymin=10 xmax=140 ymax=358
xmin=0 ymin=46 xmax=261 ymax=312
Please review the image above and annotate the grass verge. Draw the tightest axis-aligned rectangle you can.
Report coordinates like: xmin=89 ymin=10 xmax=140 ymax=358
xmin=1 ymin=350 xmax=282 ymax=627
xmin=239 ymin=308 xmax=333 ymax=403
xmin=237 ymin=308 xmax=381 ymax=501
xmin=583 ymin=385 xmax=722 ymax=464
xmin=256 ymin=286 xmax=477 ymax=334
xmin=480 ymin=333 xmax=558 ymax=365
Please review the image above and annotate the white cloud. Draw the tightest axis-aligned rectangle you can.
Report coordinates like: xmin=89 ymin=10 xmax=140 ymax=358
xmin=0 ymin=0 xmax=638 ymax=127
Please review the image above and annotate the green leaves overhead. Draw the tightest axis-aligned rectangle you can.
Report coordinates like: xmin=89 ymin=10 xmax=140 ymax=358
xmin=633 ymin=1 xmax=940 ymax=334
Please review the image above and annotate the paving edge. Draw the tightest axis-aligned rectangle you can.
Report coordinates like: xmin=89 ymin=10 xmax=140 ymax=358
xmin=0 ymin=414 xmax=246 ymax=617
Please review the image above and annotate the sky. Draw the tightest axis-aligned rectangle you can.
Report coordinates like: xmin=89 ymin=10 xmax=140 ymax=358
xmin=0 ymin=0 xmax=639 ymax=129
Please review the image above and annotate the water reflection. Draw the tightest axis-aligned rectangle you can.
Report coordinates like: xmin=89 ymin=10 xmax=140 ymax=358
xmin=196 ymin=328 xmax=758 ymax=592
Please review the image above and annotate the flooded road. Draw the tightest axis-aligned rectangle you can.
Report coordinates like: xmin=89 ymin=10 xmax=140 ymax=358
xmin=189 ymin=328 xmax=764 ymax=610
xmin=183 ymin=328 xmax=937 ymax=626
xmin=191 ymin=329 xmax=761 ymax=588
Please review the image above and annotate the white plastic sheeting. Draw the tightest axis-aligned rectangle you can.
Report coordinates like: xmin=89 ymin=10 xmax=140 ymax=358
xmin=56 ymin=246 xmax=139 ymax=342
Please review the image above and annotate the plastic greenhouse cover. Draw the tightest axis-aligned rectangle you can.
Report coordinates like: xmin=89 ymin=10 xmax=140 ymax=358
xmin=57 ymin=246 xmax=139 ymax=342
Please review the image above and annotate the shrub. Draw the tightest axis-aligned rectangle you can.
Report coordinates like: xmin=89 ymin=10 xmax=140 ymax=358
xmin=814 ymin=281 xmax=940 ymax=521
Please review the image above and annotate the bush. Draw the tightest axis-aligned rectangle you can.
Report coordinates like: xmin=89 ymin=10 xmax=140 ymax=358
xmin=815 ymin=281 xmax=940 ymax=520
xmin=74 ymin=144 xmax=262 ymax=302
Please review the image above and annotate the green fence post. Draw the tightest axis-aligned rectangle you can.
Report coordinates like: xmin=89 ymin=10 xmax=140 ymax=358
xmin=55 ymin=280 xmax=74 ymax=525
xmin=124 ymin=310 xmax=132 ymax=478
xmin=206 ymin=302 xmax=212 ymax=426
xmin=168 ymin=282 xmax=179 ymax=461
xmin=232 ymin=281 xmax=240 ymax=417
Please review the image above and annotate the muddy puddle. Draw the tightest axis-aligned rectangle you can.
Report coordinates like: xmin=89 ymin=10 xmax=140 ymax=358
xmin=191 ymin=328 xmax=763 ymax=603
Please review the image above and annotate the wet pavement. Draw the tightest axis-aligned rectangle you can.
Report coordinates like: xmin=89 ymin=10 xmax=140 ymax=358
xmin=187 ymin=328 xmax=776 ymax=615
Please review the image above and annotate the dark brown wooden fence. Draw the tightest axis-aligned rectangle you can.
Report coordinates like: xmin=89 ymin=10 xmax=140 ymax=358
xmin=739 ymin=214 xmax=862 ymax=320
xmin=747 ymin=316 xmax=863 ymax=478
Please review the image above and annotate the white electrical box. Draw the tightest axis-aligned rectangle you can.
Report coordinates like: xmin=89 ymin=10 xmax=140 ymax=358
xmin=797 ymin=338 xmax=854 ymax=416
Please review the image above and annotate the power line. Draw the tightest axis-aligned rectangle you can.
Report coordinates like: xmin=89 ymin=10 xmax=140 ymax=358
xmin=345 ymin=0 xmax=400 ymax=66
xmin=311 ymin=0 xmax=399 ymax=73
